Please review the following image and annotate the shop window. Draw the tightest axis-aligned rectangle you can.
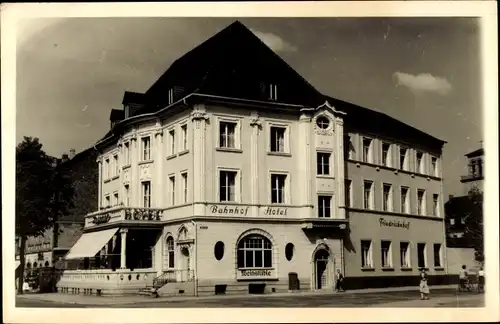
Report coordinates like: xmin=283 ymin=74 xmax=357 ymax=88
xmin=361 ymin=240 xmax=373 ymax=268
xmin=400 ymin=242 xmax=411 ymax=268
xmin=417 ymin=243 xmax=427 ymax=269
xmin=214 ymin=241 xmax=225 ymax=261
xmin=166 ymin=236 xmax=175 ymax=268
xmin=285 ymin=243 xmax=294 ymax=261
xmin=237 ymin=235 xmax=272 ymax=268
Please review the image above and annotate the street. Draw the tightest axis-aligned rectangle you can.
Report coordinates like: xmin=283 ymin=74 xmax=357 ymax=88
xmin=16 ymin=289 xmax=484 ymax=308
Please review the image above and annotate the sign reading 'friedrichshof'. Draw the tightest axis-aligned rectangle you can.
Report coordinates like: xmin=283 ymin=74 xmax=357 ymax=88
xmin=209 ymin=205 xmax=288 ymax=217
xmin=379 ymin=217 xmax=410 ymax=230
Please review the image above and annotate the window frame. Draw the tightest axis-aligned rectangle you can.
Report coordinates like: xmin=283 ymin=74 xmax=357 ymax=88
xmin=142 ymin=181 xmax=151 ymax=208
xmin=218 ymin=168 xmax=240 ymax=203
xmin=168 ymin=175 xmax=176 ymax=206
xmin=124 ymin=184 xmax=130 ymax=207
xmin=381 ymin=142 xmax=392 ymax=167
xmin=417 ymin=242 xmax=427 ymax=269
xmin=399 ymin=147 xmax=408 ymax=171
xmin=268 ymin=122 xmax=290 ymax=155
xmin=237 ymin=234 xmax=273 ymax=269
xmin=416 ymin=151 xmax=425 ymax=174
xmin=433 ymin=243 xmax=443 ymax=268
xmin=168 ymin=128 xmax=176 ymax=156
xmin=141 ymin=136 xmax=152 ymax=161
xmin=317 ymin=195 xmax=332 ymax=218
xmin=361 ymin=240 xmax=374 ymax=268
xmin=362 ymin=137 xmax=373 ymax=164
xmin=270 ymin=171 xmax=289 ymax=204
xmin=123 ymin=141 xmax=130 ymax=166
xmin=382 ymin=183 xmax=393 ymax=212
xmin=400 ymin=186 xmax=410 ymax=214
xmin=400 ymin=241 xmax=411 ymax=269
xmin=316 ymin=151 xmax=331 ymax=176
xmin=417 ymin=189 xmax=426 ymax=216
xmin=363 ymin=180 xmax=374 ymax=210
xmin=216 ymin=116 xmax=241 ymax=150
xmin=432 ymin=194 xmax=440 ymax=217
xmin=345 ymin=179 xmax=352 ymax=208
xmin=347 ymin=135 xmax=356 ymax=160
xmin=180 ymin=123 xmax=188 ymax=152
xmin=431 ymin=156 xmax=439 ymax=177
xmin=166 ymin=236 xmax=175 ymax=269
xmin=181 ymin=172 xmax=188 ymax=204
xmin=381 ymin=240 xmax=393 ymax=268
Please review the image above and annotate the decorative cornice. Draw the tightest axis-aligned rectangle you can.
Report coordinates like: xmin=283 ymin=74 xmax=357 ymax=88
xmin=249 ymin=113 xmax=262 ymax=128
xmin=154 ymin=128 xmax=163 ymax=137
xmin=190 ymin=110 xmax=209 ymax=121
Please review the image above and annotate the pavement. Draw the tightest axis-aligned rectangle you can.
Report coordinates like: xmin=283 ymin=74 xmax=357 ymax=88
xmin=14 ymin=285 xmax=485 ymax=308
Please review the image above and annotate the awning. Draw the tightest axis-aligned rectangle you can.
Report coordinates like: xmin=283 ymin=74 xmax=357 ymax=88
xmin=64 ymin=228 xmax=119 ymax=260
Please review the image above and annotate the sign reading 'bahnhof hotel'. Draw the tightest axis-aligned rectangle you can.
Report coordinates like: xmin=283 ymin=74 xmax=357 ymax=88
xmin=59 ymin=21 xmax=448 ymax=296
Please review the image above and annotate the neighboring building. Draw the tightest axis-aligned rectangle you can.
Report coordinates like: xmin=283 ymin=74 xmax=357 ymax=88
xmin=460 ymin=147 xmax=484 ymax=195
xmin=59 ymin=21 xmax=448 ymax=296
xmin=445 ymin=146 xmax=484 ymax=274
xmin=15 ymin=147 xmax=99 ymax=272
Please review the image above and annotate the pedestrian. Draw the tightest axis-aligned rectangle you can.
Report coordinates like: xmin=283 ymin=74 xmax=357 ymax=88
xmin=477 ymin=266 xmax=485 ymax=293
xmin=335 ymin=269 xmax=345 ymax=292
xmin=459 ymin=265 xmax=468 ymax=291
xmin=419 ymin=268 xmax=430 ymax=300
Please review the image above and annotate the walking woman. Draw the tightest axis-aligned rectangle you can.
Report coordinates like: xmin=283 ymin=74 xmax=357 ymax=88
xmin=419 ymin=268 xmax=430 ymax=300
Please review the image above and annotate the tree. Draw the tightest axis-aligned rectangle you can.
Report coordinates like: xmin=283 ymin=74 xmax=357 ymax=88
xmin=16 ymin=137 xmax=73 ymax=294
xmin=465 ymin=187 xmax=484 ymax=264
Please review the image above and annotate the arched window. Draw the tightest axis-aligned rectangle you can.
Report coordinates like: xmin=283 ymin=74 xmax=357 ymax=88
xmin=166 ymin=236 xmax=175 ymax=268
xmin=237 ymin=235 xmax=272 ymax=268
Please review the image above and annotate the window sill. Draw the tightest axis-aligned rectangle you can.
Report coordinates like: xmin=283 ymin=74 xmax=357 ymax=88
xmin=103 ymin=179 xmax=111 ymax=184
xmin=111 ymin=175 xmax=119 ymax=181
xmin=316 ymin=175 xmax=334 ymax=179
xmin=361 ymin=267 xmax=375 ymax=272
xmin=434 ymin=267 xmax=445 ymax=271
xmin=216 ymin=147 xmax=243 ymax=153
xmin=267 ymin=152 xmax=292 ymax=157
xmin=138 ymin=160 xmax=154 ymax=165
xmin=122 ymin=164 xmax=131 ymax=170
xmin=381 ymin=267 xmax=395 ymax=271
xmin=178 ymin=149 xmax=189 ymax=156
xmin=401 ymin=267 xmax=413 ymax=271
xmin=166 ymin=154 xmax=176 ymax=160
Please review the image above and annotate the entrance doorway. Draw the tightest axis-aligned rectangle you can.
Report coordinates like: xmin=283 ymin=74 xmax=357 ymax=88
xmin=178 ymin=246 xmax=191 ymax=282
xmin=314 ymin=249 xmax=330 ymax=290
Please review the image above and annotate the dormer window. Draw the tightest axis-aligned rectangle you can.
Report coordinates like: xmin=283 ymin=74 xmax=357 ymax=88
xmin=124 ymin=105 xmax=130 ymax=119
xmin=168 ymin=88 xmax=174 ymax=105
xmin=316 ymin=116 xmax=330 ymax=129
xmin=269 ymin=84 xmax=278 ymax=101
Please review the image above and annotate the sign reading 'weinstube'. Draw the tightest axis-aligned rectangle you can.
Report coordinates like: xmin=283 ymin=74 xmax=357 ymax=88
xmin=240 ymin=269 xmax=272 ymax=277
xmin=379 ymin=217 xmax=410 ymax=230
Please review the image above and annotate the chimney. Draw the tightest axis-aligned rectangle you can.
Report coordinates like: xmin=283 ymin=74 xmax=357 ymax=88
xmin=61 ymin=153 xmax=69 ymax=162
xmin=69 ymin=148 xmax=76 ymax=159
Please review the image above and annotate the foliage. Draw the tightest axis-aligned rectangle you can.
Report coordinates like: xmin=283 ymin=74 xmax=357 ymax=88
xmin=15 ymin=137 xmax=74 ymax=294
xmin=465 ymin=187 xmax=484 ymax=263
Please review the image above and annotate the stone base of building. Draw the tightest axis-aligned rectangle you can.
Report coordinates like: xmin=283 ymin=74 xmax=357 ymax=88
xmin=343 ymin=274 xmax=459 ymax=290
xmin=195 ymin=277 xmax=312 ymax=296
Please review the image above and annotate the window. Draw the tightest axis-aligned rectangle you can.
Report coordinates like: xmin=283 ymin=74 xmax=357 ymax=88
xmin=382 ymin=143 xmax=391 ymax=167
xmin=113 ymin=192 xmax=119 ymax=206
xmin=113 ymin=154 xmax=119 ymax=176
xmin=317 ymin=152 xmax=330 ymax=175
xmin=345 ymin=179 xmax=352 ymax=208
xmin=166 ymin=237 xmax=175 ymax=268
xmin=271 ymin=174 xmax=286 ymax=204
xmin=169 ymin=176 xmax=176 ymax=205
xmin=417 ymin=189 xmax=426 ymax=215
xmin=431 ymin=157 xmax=438 ymax=176
xmin=168 ymin=88 xmax=174 ymax=104
xmin=399 ymin=148 xmax=408 ymax=170
xmin=361 ymin=240 xmax=373 ymax=268
xmin=269 ymin=84 xmax=278 ymax=100
xmin=214 ymin=241 xmax=225 ymax=261
xmin=363 ymin=180 xmax=374 ymax=210
xmin=400 ymin=242 xmax=411 ymax=268
xmin=362 ymin=138 xmax=373 ymax=163
xmin=219 ymin=171 xmax=237 ymax=202
xmin=383 ymin=183 xmax=393 ymax=212
xmin=318 ymin=196 xmax=332 ymax=218
xmin=142 ymin=181 xmax=151 ymax=208
xmin=381 ymin=241 xmax=392 ymax=268
xmin=237 ymin=235 xmax=272 ymax=268
xmin=316 ymin=116 xmax=330 ymax=129
xmin=124 ymin=142 xmax=130 ymax=165
xmin=417 ymin=243 xmax=427 ymax=268
xmin=105 ymin=158 xmax=110 ymax=179
xmin=347 ymin=135 xmax=356 ymax=160
xmin=416 ymin=152 xmax=424 ymax=174
xmin=270 ymin=126 xmax=286 ymax=153
xmin=433 ymin=243 xmax=442 ymax=267
xmin=450 ymin=218 xmax=455 ymax=225
xmin=285 ymin=243 xmax=294 ymax=261
xmin=181 ymin=124 xmax=188 ymax=151
xmin=401 ymin=187 xmax=410 ymax=214
xmin=219 ymin=122 xmax=236 ymax=148
xmin=432 ymin=194 xmax=440 ymax=216
xmin=142 ymin=137 xmax=151 ymax=161
xmin=105 ymin=195 xmax=110 ymax=207
xmin=169 ymin=129 xmax=176 ymax=155
xmin=124 ymin=185 xmax=130 ymax=206
xmin=181 ymin=172 xmax=188 ymax=204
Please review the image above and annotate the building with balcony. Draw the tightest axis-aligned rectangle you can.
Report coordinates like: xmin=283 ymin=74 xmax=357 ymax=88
xmin=59 ymin=21 xmax=448 ymax=296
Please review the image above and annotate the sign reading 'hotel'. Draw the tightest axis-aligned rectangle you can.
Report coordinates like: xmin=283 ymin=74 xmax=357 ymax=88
xmin=209 ymin=205 xmax=288 ymax=216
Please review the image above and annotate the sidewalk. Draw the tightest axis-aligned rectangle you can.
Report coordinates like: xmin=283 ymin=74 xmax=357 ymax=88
xmin=368 ymin=293 xmax=482 ymax=308
xmin=16 ymin=285 xmax=457 ymax=306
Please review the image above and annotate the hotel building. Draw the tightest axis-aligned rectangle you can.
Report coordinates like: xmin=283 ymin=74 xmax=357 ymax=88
xmin=58 ymin=21 xmax=448 ymax=296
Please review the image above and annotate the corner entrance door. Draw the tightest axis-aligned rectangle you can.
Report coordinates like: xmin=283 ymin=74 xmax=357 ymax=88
xmin=314 ymin=249 xmax=330 ymax=290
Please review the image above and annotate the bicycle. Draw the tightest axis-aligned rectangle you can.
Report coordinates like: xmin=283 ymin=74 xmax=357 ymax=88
xmin=458 ymin=278 xmax=473 ymax=292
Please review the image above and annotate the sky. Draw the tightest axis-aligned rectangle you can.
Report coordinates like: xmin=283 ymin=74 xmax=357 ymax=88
xmin=15 ymin=17 xmax=483 ymax=198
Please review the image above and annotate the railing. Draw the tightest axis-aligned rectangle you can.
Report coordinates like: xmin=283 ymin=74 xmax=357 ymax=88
xmin=85 ymin=206 xmax=163 ymax=227
xmin=152 ymin=270 xmax=194 ymax=288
